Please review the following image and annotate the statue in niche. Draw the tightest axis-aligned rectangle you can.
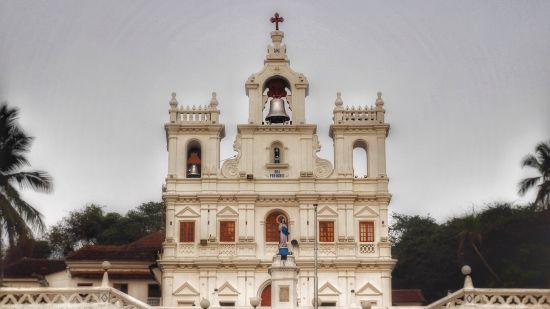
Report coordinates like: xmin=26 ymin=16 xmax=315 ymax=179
xmin=278 ymin=216 xmax=289 ymax=247
xmin=274 ymin=147 xmax=281 ymax=163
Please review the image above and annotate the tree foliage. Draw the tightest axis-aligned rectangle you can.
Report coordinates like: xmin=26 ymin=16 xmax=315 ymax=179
xmin=0 ymin=103 xmax=53 ymax=285
xmin=518 ymin=141 xmax=550 ymax=209
xmin=391 ymin=203 xmax=550 ymax=303
xmin=47 ymin=201 xmax=164 ymax=257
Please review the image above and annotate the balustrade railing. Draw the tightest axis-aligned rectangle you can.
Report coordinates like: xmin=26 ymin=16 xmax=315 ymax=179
xmin=0 ymin=287 xmax=150 ymax=309
xmin=426 ymin=288 xmax=550 ymax=308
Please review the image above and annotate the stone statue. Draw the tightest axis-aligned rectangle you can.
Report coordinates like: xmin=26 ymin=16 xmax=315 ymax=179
xmin=278 ymin=217 xmax=289 ymax=247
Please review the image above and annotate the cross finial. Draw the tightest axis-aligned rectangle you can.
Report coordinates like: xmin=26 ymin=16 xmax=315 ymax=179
xmin=270 ymin=12 xmax=284 ymax=30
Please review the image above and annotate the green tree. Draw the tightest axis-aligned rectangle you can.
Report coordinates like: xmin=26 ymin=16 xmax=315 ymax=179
xmin=518 ymin=141 xmax=550 ymax=210
xmin=391 ymin=203 xmax=550 ymax=303
xmin=0 ymin=103 xmax=53 ymax=285
xmin=47 ymin=201 xmax=164 ymax=257
xmin=452 ymin=212 xmax=502 ymax=284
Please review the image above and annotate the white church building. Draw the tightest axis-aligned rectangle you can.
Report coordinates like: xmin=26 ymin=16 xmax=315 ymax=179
xmin=160 ymin=13 xmax=393 ymax=309
xmin=1 ymin=13 xmax=548 ymax=309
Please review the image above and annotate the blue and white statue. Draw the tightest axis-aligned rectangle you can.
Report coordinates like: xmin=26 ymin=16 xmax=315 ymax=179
xmin=278 ymin=217 xmax=289 ymax=247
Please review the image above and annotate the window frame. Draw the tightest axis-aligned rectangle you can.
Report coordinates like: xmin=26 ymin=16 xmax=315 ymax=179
xmin=318 ymin=220 xmax=335 ymax=243
xmin=359 ymin=221 xmax=375 ymax=243
xmin=219 ymin=220 xmax=236 ymax=243
xmin=179 ymin=221 xmax=195 ymax=243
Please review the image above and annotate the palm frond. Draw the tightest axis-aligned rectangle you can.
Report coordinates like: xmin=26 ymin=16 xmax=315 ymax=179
xmin=6 ymin=171 xmax=53 ymax=193
xmin=0 ymin=193 xmax=32 ymax=244
xmin=518 ymin=176 xmax=541 ymax=196
xmin=534 ymin=181 xmax=550 ymax=209
xmin=520 ymin=154 xmax=542 ymax=171
xmin=2 ymin=183 xmax=45 ymax=232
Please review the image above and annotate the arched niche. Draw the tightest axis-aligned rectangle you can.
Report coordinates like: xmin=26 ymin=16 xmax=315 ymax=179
xmin=265 ymin=210 xmax=289 ymax=243
xmin=186 ymin=140 xmax=202 ymax=178
xmin=270 ymin=141 xmax=284 ymax=164
xmin=352 ymin=140 xmax=368 ymax=178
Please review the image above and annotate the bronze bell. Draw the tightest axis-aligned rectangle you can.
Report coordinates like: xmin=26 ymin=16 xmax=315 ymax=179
xmin=187 ymin=152 xmax=201 ymax=178
xmin=265 ymin=97 xmax=290 ymax=123
xmin=187 ymin=164 xmax=201 ymax=178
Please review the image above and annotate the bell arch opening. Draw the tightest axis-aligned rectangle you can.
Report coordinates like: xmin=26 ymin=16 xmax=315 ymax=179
xmin=186 ymin=140 xmax=202 ymax=178
xmin=352 ymin=140 xmax=368 ymax=178
xmin=262 ymin=76 xmax=292 ymax=124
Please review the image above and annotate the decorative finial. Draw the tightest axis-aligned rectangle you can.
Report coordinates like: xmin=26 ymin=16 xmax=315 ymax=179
xmin=210 ymin=92 xmax=219 ymax=107
xmin=170 ymin=92 xmax=178 ymax=107
xmin=335 ymin=92 xmax=343 ymax=106
xmin=270 ymin=12 xmax=284 ymax=31
xmin=462 ymin=265 xmax=474 ymax=289
xmin=375 ymin=91 xmax=384 ymax=106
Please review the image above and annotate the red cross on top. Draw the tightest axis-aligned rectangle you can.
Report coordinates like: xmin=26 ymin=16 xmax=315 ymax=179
xmin=270 ymin=12 xmax=284 ymax=30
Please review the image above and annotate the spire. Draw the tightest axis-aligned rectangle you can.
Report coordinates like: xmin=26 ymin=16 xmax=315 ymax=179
xmin=266 ymin=13 xmax=288 ymax=63
xmin=209 ymin=92 xmax=219 ymax=109
xmin=170 ymin=92 xmax=178 ymax=108
xmin=375 ymin=91 xmax=384 ymax=107
xmin=335 ymin=92 xmax=343 ymax=108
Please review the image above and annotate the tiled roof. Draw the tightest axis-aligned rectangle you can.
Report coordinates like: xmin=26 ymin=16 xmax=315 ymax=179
xmin=4 ymin=258 xmax=66 ymax=278
xmin=66 ymin=231 xmax=164 ymax=261
xmin=70 ymin=269 xmax=153 ymax=279
xmin=392 ymin=289 xmax=426 ymax=304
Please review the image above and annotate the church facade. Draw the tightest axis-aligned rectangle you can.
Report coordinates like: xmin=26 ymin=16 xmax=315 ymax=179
xmin=159 ymin=15 xmax=394 ymax=308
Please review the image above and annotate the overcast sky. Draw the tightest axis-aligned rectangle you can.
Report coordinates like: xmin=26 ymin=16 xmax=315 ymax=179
xmin=1 ymin=1 xmax=549 ymax=228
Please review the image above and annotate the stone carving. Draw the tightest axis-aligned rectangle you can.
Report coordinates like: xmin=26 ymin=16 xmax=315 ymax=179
xmin=312 ymin=134 xmax=333 ymax=178
xmin=314 ymin=158 xmax=333 ymax=178
xmin=221 ymin=134 xmax=241 ymax=178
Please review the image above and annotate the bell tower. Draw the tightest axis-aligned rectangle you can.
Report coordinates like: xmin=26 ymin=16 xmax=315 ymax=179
xmin=245 ymin=17 xmax=309 ymax=125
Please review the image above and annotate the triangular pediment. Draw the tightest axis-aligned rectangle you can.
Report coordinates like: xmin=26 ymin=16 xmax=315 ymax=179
xmin=175 ymin=206 xmax=200 ymax=218
xmin=218 ymin=281 xmax=239 ymax=296
xmin=355 ymin=282 xmax=382 ymax=296
xmin=173 ymin=282 xmax=199 ymax=296
xmin=317 ymin=206 xmax=338 ymax=217
xmin=217 ymin=206 xmax=238 ymax=218
xmin=354 ymin=206 xmax=379 ymax=218
xmin=318 ymin=282 xmax=341 ymax=296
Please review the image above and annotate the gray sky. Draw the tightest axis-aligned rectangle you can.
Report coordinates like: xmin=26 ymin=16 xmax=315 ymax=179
xmin=1 ymin=1 xmax=549 ymax=228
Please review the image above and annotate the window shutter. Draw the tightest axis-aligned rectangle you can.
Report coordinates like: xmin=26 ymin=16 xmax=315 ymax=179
xmin=220 ymin=221 xmax=236 ymax=242
xmin=319 ymin=221 xmax=334 ymax=242
xmin=359 ymin=221 xmax=374 ymax=242
xmin=179 ymin=221 xmax=195 ymax=242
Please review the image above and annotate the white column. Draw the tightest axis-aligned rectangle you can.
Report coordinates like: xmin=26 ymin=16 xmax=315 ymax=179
xmin=377 ymin=134 xmax=387 ymax=177
xmin=200 ymin=204 xmax=209 ymax=240
xmin=238 ymin=204 xmax=247 ymax=240
xmin=168 ymin=136 xmax=177 ymax=177
xmin=381 ymin=272 xmax=392 ymax=307
xmin=163 ymin=271 xmax=174 ymax=306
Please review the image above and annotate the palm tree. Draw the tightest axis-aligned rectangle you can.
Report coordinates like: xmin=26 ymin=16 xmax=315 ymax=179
xmin=518 ymin=141 xmax=550 ymax=210
xmin=456 ymin=212 xmax=502 ymax=285
xmin=0 ymin=103 xmax=53 ymax=286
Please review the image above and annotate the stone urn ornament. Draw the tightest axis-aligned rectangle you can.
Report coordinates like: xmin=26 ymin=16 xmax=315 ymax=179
xmin=200 ymin=298 xmax=210 ymax=309
xmin=360 ymin=300 xmax=372 ymax=309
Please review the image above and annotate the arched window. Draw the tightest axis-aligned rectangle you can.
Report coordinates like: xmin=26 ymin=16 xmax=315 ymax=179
xmin=265 ymin=211 xmax=288 ymax=242
xmin=186 ymin=140 xmax=202 ymax=178
xmin=352 ymin=140 xmax=368 ymax=178
xmin=270 ymin=142 xmax=284 ymax=164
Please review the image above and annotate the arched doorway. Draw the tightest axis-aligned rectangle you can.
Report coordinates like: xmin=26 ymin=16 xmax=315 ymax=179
xmin=260 ymin=284 xmax=271 ymax=307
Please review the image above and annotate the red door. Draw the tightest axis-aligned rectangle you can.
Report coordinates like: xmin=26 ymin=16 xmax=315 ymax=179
xmin=261 ymin=284 xmax=271 ymax=307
